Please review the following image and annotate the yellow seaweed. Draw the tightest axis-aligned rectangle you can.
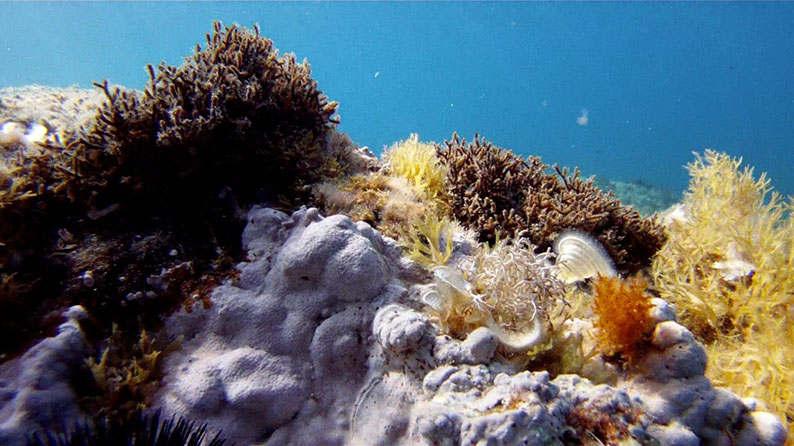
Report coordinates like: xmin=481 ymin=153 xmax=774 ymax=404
xmin=652 ymin=149 xmax=794 ymax=431
xmin=383 ymin=133 xmax=448 ymax=204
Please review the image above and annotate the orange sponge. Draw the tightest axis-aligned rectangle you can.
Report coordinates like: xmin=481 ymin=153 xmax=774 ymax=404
xmin=592 ymin=275 xmax=655 ymax=359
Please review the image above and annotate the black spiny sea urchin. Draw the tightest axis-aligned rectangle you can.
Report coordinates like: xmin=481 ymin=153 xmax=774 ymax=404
xmin=26 ymin=410 xmax=227 ymax=446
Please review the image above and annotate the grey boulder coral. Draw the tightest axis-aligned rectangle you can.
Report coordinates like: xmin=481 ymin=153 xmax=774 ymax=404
xmin=153 ymin=206 xmax=413 ymax=445
xmin=0 ymin=306 xmax=90 ymax=445
xmin=151 ymin=207 xmax=787 ymax=446
xmin=1 ymin=206 xmax=786 ymax=446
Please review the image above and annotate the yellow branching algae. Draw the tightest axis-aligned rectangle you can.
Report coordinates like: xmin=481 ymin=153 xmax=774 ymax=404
xmin=399 ymin=214 xmax=457 ymax=267
xmin=652 ymin=149 xmax=794 ymax=431
xmin=86 ymin=325 xmax=181 ymax=419
xmin=383 ymin=133 xmax=449 ymax=204
xmin=314 ymin=134 xmax=451 ymax=240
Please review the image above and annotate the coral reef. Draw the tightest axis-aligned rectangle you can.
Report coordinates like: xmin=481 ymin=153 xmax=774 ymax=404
xmin=437 ymin=133 xmax=666 ymax=275
xmin=0 ymin=21 xmax=349 ymax=356
xmin=652 ymin=149 xmax=794 ymax=435
xmin=0 ymin=24 xmax=368 ymax=437
xmin=152 ymin=207 xmax=787 ymax=445
xmin=1 ymin=20 xmax=790 ymax=446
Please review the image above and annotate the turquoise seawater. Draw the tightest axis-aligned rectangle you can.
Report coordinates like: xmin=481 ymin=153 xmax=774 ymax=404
xmin=1 ymin=2 xmax=792 ymax=199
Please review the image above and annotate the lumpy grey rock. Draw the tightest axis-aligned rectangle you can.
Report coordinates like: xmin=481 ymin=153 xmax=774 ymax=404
xmin=9 ymin=207 xmax=784 ymax=446
xmin=154 ymin=207 xmax=410 ymax=445
xmin=622 ymin=320 xmax=786 ymax=446
xmin=0 ymin=306 xmax=90 ymax=444
xmin=151 ymin=207 xmax=787 ymax=446
xmin=413 ymin=367 xmax=568 ymax=446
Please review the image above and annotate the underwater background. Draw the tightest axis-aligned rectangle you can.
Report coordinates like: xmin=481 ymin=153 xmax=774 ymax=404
xmin=1 ymin=1 xmax=793 ymax=203
xmin=2 ymin=3 xmax=794 ymax=444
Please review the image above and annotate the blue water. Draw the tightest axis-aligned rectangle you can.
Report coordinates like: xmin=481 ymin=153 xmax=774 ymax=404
xmin=2 ymin=2 xmax=792 ymax=198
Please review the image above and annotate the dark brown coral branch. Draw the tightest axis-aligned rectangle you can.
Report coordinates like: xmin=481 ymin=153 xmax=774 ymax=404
xmin=71 ymin=21 xmax=340 ymax=212
xmin=438 ymin=133 xmax=665 ymax=274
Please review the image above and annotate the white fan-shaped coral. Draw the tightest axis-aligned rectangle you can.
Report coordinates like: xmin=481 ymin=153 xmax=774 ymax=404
xmin=553 ymin=230 xmax=616 ymax=283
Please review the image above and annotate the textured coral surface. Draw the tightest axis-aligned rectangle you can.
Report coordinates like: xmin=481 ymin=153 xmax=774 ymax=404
xmin=2 ymin=207 xmax=787 ymax=446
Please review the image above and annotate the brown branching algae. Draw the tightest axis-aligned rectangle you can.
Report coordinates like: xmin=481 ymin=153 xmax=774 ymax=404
xmin=437 ymin=132 xmax=534 ymax=244
xmin=72 ymin=21 xmax=340 ymax=212
xmin=437 ymin=132 xmax=665 ymax=275
xmin=0 ymin=21 xmax=350 ymax=427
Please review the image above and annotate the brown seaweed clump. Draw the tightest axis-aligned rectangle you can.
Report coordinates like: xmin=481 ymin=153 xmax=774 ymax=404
xmin=72 ymin=21 xmax=339 ymax=213
xmin=437 ymin=133 xmax=535 ymax=245
xmin=523 ymin=164 xmax=665 ymax=276
xmin=437 ymin=133 xmax=665 ymax=274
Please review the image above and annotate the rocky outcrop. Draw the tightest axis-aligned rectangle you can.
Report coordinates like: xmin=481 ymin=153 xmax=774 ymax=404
xmin=1 ymin=207 xmax=787 ymax=446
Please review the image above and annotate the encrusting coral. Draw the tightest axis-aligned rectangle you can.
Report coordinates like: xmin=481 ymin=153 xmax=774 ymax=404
xmin=652 ymin=149 xmax=794 ymax=434
xmin=437 ymin=132 xmax=666 ymax=275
